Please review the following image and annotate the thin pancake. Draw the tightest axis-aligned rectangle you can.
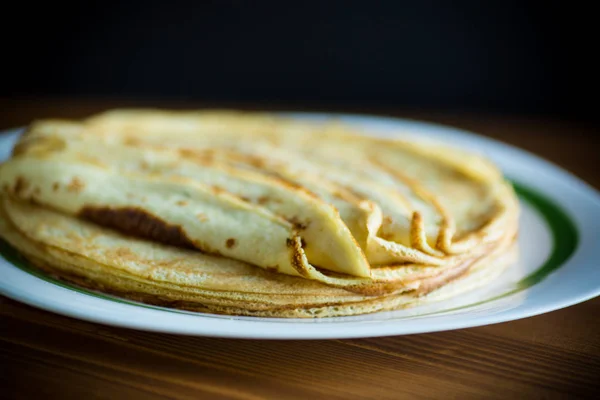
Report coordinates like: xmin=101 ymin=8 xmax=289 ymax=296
xmin=0 ymin=109 xmax=520 ymax=317
xmin=0 ymin=197 xmax=517 ymax=318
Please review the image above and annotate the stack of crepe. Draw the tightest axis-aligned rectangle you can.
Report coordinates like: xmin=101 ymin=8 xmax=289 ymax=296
xmin=0 ymin=110 xmax=519 ymax=317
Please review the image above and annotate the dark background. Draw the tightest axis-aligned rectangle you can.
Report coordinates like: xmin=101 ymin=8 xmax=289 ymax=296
xmin=2 ymin=1 xmax=597 ymax=122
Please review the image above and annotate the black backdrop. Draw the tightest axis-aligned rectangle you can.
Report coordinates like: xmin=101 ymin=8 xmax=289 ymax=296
xmin=3 ymin=1 xmax=597 ymax=121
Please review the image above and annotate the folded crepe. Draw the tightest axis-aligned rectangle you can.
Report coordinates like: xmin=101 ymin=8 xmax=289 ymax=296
xmin=0 ymin=110 xmax=519 ymax=317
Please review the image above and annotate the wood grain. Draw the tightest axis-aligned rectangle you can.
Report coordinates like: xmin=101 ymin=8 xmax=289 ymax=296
xmin=1 ymin=98 xmax=599 ymax=400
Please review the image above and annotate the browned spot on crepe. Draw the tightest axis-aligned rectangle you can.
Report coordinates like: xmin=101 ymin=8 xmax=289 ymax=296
xmin=13 ymin=176 xmax=28 ymax=195
xmin=287 ymin=237 xmax=309 ymax=277
xmin=257 ymin=196 xmax=270 ymax=205
xmin=196 ymin=213 xmax=208 ymax=222
xmin=179 ymin=149 xmax=215 ymax=165
xmin=124 ymin=137 xmax=141 ymax=146
xmin=78 ymin=206 xmax=195 ymax=249
xmin=265 ymin=265 xmax=279 ymax=273
xmin=67 ymin=177 xmax=85 ymax=193
xmin=287 ymin=216 xmax=309 ymax=231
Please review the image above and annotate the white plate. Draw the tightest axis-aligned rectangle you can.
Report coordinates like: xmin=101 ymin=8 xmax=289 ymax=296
xmin=1 ymin=113 xmax=599 ymax=339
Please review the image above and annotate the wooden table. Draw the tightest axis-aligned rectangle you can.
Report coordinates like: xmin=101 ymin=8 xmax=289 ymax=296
xmin=1 ymin=99 xmax=599 ymax=399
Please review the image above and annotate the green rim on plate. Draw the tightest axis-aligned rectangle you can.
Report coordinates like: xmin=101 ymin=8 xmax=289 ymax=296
xmin=0 ymin=182 xmax=579 ymax=318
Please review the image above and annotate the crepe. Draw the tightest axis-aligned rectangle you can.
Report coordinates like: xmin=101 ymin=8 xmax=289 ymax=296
xmin=0 ymin=110 xmax=520 ymax=317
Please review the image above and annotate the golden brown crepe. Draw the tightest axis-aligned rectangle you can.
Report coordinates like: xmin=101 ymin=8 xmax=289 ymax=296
xmin=0 ymin=110 xmax=519 ymax=317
